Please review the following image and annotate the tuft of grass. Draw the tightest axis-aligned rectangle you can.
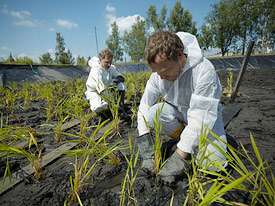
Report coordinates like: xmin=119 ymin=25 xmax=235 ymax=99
xmin=120 ymin=133 xmax=140 ymax=206
xmin=63 ymin=119 xmax=126 ymax=205
xmin=184 ymin=124 xmax=275 ymax=206
xmin=222 ymin=71 xmax=233 ymax=97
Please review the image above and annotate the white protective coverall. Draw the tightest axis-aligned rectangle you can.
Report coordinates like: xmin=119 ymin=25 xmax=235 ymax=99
xmin=137 ymin=32 xmax=228 ymax=169
xmin=85 ymin=57 xmax=127 ymax=113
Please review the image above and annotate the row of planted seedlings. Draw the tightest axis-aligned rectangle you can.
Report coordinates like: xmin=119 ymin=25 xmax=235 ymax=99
xmin=120 ymin=71 xmax=275 ymax=205
xmin=2 ymin=69 xmax=272 ymax=206
xmin=0 ymin=71 xmax=152 ymax=205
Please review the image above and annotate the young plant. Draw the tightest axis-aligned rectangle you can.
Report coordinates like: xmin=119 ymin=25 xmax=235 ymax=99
xmin=109 ymin=90 xmax=121 ymax=137
xmin=7 ymin=129 xmax=43 ymax=182
xmin=63 ymin=120 xmax=125 ymax=205
xmin=141 ymin=102 xmax=166 ymax=181
xmin=130 ymin=92 xmax=138 ymax=128
xmin=222 ymin=71 xmax=233 ymax=97
xmin=21 ymin=81 xmax=33 ymax=110
xmin=54 ymin=106 xmax=70 ymax=142
xmin=99 ymin=88 xmax=121 ymax=137
xmin=0 ymin=125 xmax=31 ymax=190
xmin=184 ymin=125 xmax=275 ymax=206
xmin=120 ymin=133 xmax=140 ymax=206
xmin=64 ymin=97 xmax=93 ymax=145
xmin=152 ymin=103 xmax=167 ymax=181
xmin=4 ymin=90 xmax=19 ymax=121
xmin=45 ymin=97 xmax=66 ymax=123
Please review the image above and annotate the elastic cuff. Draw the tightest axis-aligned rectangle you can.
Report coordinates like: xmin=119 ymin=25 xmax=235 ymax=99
xmin=169 ymin=124 xmax=184 ymax=139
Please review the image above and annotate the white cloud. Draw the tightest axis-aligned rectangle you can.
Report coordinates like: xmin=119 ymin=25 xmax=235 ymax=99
xmin=17 ymin=53 xmax=39 ymax=62
xmin=14 ymin=20 xmax=38 ymax=27
xmin=56 ymin=19 xmax=78 ymax=29
xmin=105 ymin=4 xmax=116 ymax=13
xmin=1 ymin=4 xmax=9 ymax=14
xmin=104 ymin=5 xmax=145 ymax=35
xmin=2 ymin=4 xmax=40 ymax=28
xmin=10 ymin=10 xmax=31 ymax=19
xmin=47 ymin=49 xmax=54 ymax=53
xmin=48 ymin=28 xmax=56 ymax=32
xmin=0 ymin=46 xmax=12 ymax=51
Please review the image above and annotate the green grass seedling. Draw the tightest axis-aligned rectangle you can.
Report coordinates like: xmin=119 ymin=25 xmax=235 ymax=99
xmin=0 ymin=126 xmax=30 ymax=190
xmin=21 ymin=81 xmax=34 ymax=110
xmin=45 ymin=97 xmax=66 ymax=123
xmin=54 ymin=107 xmax=70 ymax=142
xmin=109 ymin=90 xmax=121 ymax=137
xmin=152 ymin=103 xmax=166 ymax=181
xmin=130 ymin=92 xmax=138 ymax=128
xmin=183 ymin=124 xmax=275 ymax=206
xmin=64 ymin=97 xmax=93 ymax=145
xmin=222 ymin=71 xmax=233 ymax=97
xmin=63 ymin=119 xmax=126 ymax=205
xmin=120 ymin=133 xmax=140 ymax=206
xmin=5 ymin=130 xmax=43 ymax=182
xmin=4 ymin=90 xmax=19 ymax=121
xmin=98 ymin=88 xmax=121 ymax=137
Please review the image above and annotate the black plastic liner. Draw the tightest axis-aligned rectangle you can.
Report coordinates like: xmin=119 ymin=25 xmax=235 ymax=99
xmin=0 ymin=55 xmax=274 ymax=86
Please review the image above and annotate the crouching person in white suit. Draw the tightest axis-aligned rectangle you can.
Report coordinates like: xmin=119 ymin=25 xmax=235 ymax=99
xmin=85 ymin=49 xmax=129 ymax=119
xmin=136 ymin=31 xmax=228 ymax=186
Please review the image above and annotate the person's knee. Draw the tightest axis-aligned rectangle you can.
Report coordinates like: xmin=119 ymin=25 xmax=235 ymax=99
xmin=169 ymin=123 xmax=184 ymax=139
xmin=91 ymin=102 xmax=108 ymax=113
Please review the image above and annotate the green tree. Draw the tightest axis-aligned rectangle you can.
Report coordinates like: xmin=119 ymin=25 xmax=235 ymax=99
xmin=105 ymin=21 xmax=123 ymax=62
xmin=167 ymin=1 xmax=197 ymax=35
xmin=39 ymin=52 xmax=54 ymax=64
xmin=123 ymin=16 xmax=146 ymax=62
xmin=233 ymin=0 xmax=258 ymax=55
xmin=205 ymin=0 xmax=239 ymax=56
xmin=198 ymin=24 xmax=214 ymax=56
xmin=65 ymin=49 xmax=75 ymax=65
xmin=55 ymin=32 xmax=74 ymax=64
xmin=15 ymin=56 xmax=34 ymax=64
xmin=76 ymin=55 xmax=86 ymax=65
xmin=55 ymin=32 xmax=66 ymax=64
xmin=254 ymin=0 xmax=275 ymax=53
xmin=146 ymin=5 xmax=167 ymax=33
xmin=6 ymin=52 xmax=15 ymax=63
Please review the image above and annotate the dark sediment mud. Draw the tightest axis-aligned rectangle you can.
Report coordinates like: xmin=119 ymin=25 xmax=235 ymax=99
xmin=0 ymin=68 xmax=274 ymax=205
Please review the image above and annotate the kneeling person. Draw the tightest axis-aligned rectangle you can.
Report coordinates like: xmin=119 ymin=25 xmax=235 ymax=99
xmin=85 ymin=49 xmax=128 ymax=119
xmin=137 ymin=31 xmax=228 ymax=185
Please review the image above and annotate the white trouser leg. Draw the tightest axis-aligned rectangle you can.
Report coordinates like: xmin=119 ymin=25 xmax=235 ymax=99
xmin=145 ymin=102 xmax=185 ymax=136
xmin=146 ymin=102 xmax=228 ymax=170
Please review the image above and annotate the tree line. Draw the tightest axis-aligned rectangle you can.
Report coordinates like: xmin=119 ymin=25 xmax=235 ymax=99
xmin=1 ymin=0 xmax=274 ymax=65
xmin=108 ymin=0 xmax=274 ymax=62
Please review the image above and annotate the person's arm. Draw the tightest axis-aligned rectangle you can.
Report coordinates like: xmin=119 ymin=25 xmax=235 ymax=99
xmin=110 ymin=65 xmax=125 ymax=83
xmin=177 ymin=61 xmax=221 ymax=154
xmin=137 ymin=73 xmax=161 ymax=135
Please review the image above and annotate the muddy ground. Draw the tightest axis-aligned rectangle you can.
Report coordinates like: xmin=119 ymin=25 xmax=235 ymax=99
xmin=0 ymin=68 xmax=275 ymax=206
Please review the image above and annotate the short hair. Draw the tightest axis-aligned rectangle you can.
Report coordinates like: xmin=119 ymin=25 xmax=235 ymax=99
xmin=99 ymin=49 xmax=113 ymax=59
xmin=145 ymin=31 xmax=184 ymax=64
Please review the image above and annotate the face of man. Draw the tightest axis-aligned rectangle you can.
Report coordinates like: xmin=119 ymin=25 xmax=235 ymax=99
xmin=149 ymin=50 xmax=187 ymax=82
xmin=99 ymin=56 xmax=112 ymax=69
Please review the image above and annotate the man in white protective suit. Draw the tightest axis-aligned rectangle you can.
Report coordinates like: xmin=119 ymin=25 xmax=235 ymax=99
xmin=136 ymin=31 xmax=228 ymax=186
xmin=85 ymin=49 xmax=129 ymax=119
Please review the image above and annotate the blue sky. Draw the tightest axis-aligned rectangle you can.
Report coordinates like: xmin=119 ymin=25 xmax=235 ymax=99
xmin=0 ymin=0 xmax=219 ymax=62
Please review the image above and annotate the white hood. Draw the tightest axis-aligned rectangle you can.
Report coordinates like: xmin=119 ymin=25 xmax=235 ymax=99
xmin=88 ymin=56 xmax=100 ymax=68
xmin=176 ymin=32 xmax=203 ymax=74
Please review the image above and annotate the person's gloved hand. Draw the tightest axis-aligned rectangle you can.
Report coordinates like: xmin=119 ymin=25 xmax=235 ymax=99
xmin=111 ymin=76 xmax=125 ymax=86
xmin=157 ymin=151 xmax=191 ymax=186
xmin=136 ymin=133 xmax=155 ymax=175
